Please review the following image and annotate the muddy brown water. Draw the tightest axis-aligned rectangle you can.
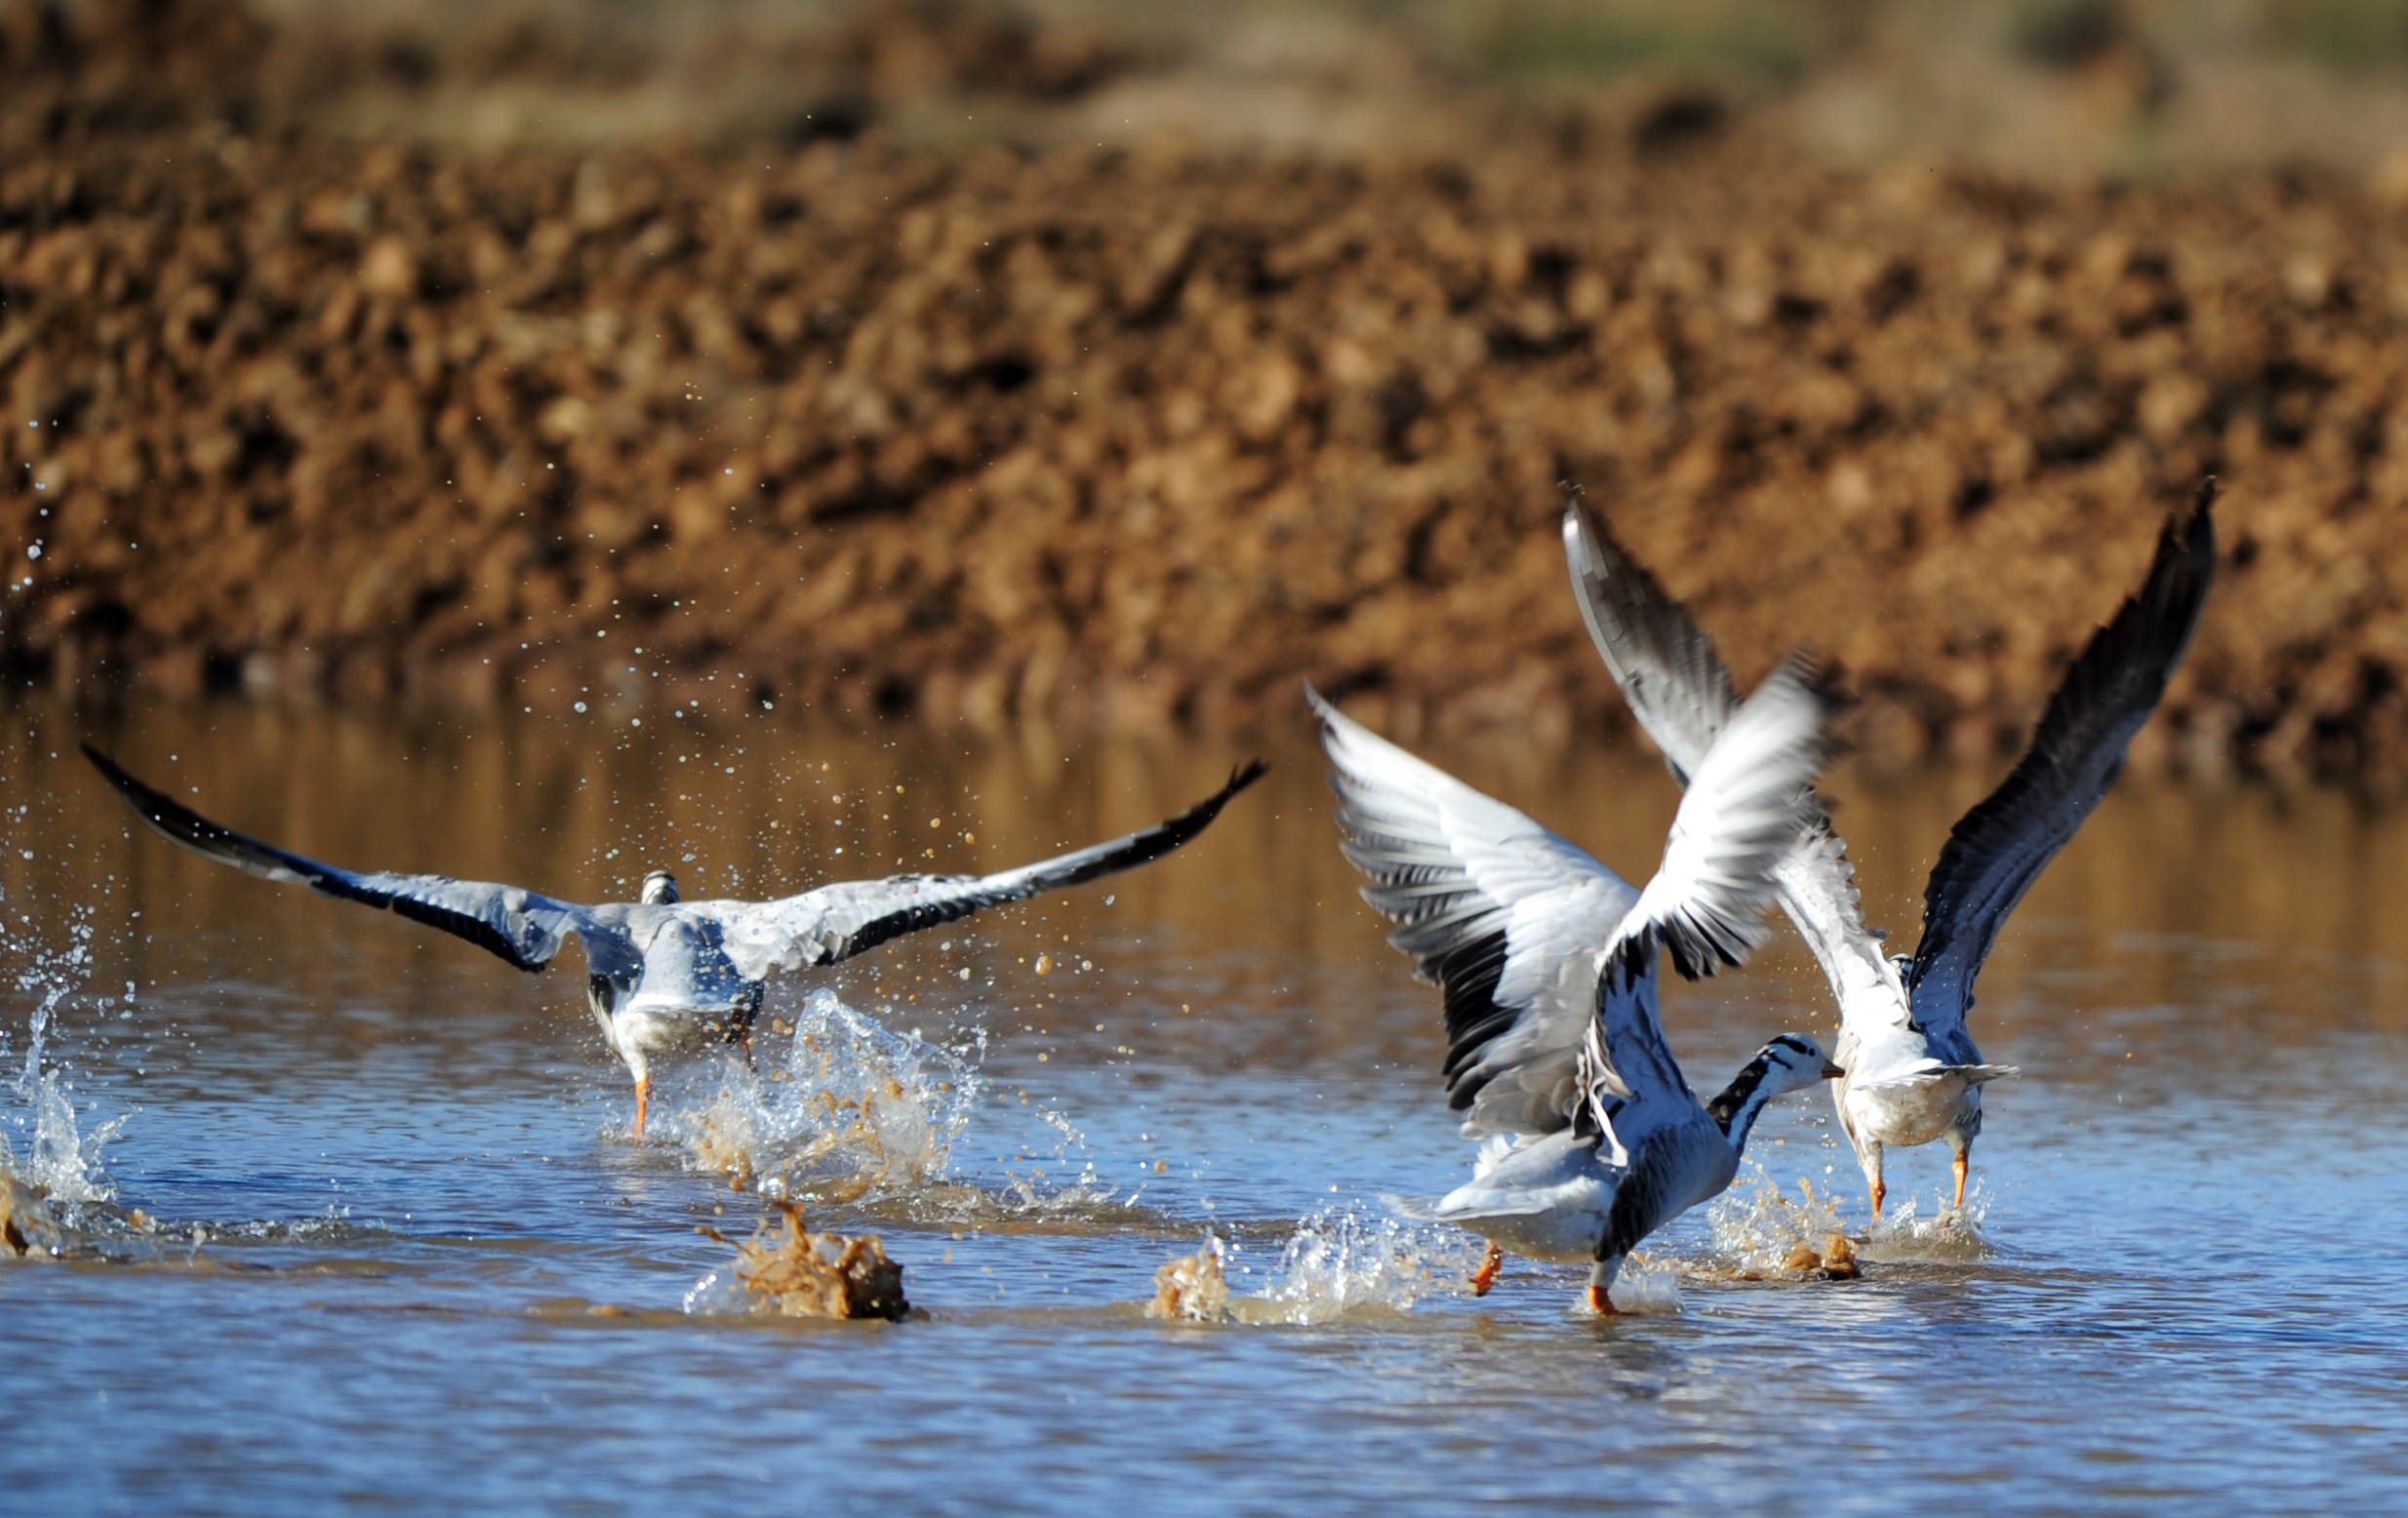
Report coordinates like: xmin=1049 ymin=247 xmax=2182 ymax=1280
xmin=4 ymin=694 xmax=2407 ymax=1512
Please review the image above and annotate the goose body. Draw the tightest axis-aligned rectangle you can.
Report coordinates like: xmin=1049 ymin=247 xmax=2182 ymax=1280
xmin=87 ymin=745 xmax=1264 ymax=1133
xmin=1563 ymin=483 xmax=2217 ymax=1215
xmin=1315 ymin=658 xmax=1843 ymax=1311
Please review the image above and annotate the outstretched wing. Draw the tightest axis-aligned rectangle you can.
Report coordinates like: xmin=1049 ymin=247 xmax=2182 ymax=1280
xmin=1562 ymin=492 xmax=1740 ymax=783
xmin=1565 ymin=493 xmax=1913 ymax=1035
xmin=1625 ymin=657 xmax=1840 ymax=980
xmin=1578 ymin=659 xmax=1842 ymax=1154
xmin=83 ymin=744 xmax=592 ymax=973
xmin=712 ymin=762 xmax=1266 ymax=980
xmin=1313 ymin=687 xmax=1641 ymax=1140
xmin=1907 ymin=483 xmax=2219 ymax=1040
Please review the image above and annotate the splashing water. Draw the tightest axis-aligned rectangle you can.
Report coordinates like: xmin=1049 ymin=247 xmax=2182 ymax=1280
xmin=1706 ymin=1168 xmax=1858 ymax=1277
xmin=1 ymin=904 xmax=123 ymax=1212
xmin=668 ymin=990 xmax=980 ymax=1203
xmin=1705 ymin=1166 xmax=1989 ymax=1274
xmin=1213 ymin=1210 xmax=1487 ymax=1325
xmin=1605 ymin=1254 xmax=1685 ymax=1313
xmin=1861 ymin=1191 xmax=1993 ymax=1263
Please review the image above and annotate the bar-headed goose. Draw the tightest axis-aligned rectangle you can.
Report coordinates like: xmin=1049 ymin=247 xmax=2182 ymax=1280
xmin=1313 ymin=659 xmax=1841 ymax=1313
xmin=87 ymin=744 xmax=1264 ymax=1135
xmin=1563 ymin=481 xmax=2215 ymax=1216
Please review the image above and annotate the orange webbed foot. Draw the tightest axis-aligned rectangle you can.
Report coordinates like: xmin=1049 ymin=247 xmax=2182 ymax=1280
xmin=1469 ymin=1241 xmax=1504 ymax=1298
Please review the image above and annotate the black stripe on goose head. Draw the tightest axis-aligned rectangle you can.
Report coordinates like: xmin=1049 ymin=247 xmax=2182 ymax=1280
xmin=1705 ymin=1034 xmax=1830 ymax=1135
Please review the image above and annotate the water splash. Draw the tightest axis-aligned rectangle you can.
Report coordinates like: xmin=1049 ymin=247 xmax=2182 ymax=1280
xmin=1706 ymin=1167 xmax=1857 ymax=1277
xmin=1605 ymin=1254 xmax=1684 ymax=1314
xmin=1706 ymin=1166 xmax=1987 ymax=1273
xmin=1160 ymin=1210 xmax=1486 ymax=1326
xmin=1861 ymin=1191 xmax=1992 ymax=1263
xmin=2 ymin=902 xmax=123 ymax=1213
xmin=666 ymin=989 xmax=979 ymax=1204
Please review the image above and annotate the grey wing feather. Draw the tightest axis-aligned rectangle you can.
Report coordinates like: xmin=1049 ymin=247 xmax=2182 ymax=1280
xmin=713 ymin=762 xmax=1265 ymax=980
xmin=1565 ymin=495 xmax=1910 ymax=1031
xmin=1311 ymin=686 xmax=1641 ymax=1140
xmin=1907 ymin=484 xmax=2218 ymax=1041
xmin=1582 ymin=657 xmax=1843 ymax=1142
xmin=1625 ymin=658 xmax=1841 ymax=980
xmin=1562 ymin=491 xmax=1739 ymax=784
xmin=83 ymin=744 xmax=592 ymax=973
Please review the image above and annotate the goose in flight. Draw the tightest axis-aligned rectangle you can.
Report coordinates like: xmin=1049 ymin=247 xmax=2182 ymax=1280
xmin=86 ymin=744 xmax=1265 ymax=1135
xmin=1563 ymin=480 xmax=2216 ymax=1217
xmin=1313 ymin=659 xmax=1843 ymax=1314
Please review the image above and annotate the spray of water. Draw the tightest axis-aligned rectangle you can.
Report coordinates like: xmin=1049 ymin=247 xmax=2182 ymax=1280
xmin=1142 ymin=1211 xmax=1490 ymax=1326
xmin=1706 ymin=1167 xmax=1857 ymax=1276
xmin=665 ymin=989 xmax=980 ymax=1204
xmin=1706 ymin=1164 xmax=1987 ymax=1275
xmin=1 ymin=903 xmax=124 ymax=1220
xmin=1861 ymin=1190 xmax=1992 ymax=1263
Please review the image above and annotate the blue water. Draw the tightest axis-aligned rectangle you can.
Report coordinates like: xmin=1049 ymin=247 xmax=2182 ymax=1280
xmin=5 ymin=698 xmax=2407 ymax=1514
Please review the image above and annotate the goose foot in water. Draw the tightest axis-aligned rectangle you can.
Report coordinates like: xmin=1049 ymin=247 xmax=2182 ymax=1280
xmin=1586 ymin=1283 xmax=1619 ymax=1316
xmin=1469 ymin=1241 xmax=1505 ymax=1297
xmin=634 ymin=1076 xmax=652 ymax=1138
xmin=1951 ymin=1148 xmax=1969 ymax=1212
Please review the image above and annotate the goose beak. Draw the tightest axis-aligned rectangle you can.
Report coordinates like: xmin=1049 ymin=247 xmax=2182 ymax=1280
xmin=1820 ymin=1060 xmax=1846 ymax=1080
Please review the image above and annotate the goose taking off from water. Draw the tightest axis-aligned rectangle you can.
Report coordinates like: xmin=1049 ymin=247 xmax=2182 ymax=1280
xmin=86 ymin=745 xmax=1265 ymax=1135
xmin=1564 ymin=481 xmax=2216 ymax=1217
xmin=1313 ymin=658 xmax=1843 ymax=1313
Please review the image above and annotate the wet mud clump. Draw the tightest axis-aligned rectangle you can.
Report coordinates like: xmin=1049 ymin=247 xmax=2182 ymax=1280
xmin=8 ymin=0 xmax=2408 ymax=776
xmin=706 ymin=1201 xmax=910 ymax=1322
xmin=1145 ymin=1236 xmax=1230 ymax=1323
xmin=0 ymin=1171 xmax=60 ymax=1258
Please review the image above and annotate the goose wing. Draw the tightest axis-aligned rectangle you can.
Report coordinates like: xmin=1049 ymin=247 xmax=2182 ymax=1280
xmin=1564 ymin=497 xmax=1913 ymax=1033
xmin=84 ymin=744 xmax=598 ymax=974
xmin=1317 ymin=659 xmax=1833 ymax=1140
xmin=1561 ymin=492 xmax=1737 ymax=784
xmin=1907 ymin=484 xmax=2219 ymax=1041
xmin=1313 ymin=687 xmax=1641 ymax=1139
xmin=1582 ymin=659 xmax=1842 ymax=1153
xmin=710 ymin=762 xmax=1265 ymax=980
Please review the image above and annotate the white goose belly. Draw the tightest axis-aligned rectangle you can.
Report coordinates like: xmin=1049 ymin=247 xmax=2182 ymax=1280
xmin=1845 ymin=1073 xmax=1972 ymax=1147
xmin=1423 ymin=1132 xmax=1616 ymax=1264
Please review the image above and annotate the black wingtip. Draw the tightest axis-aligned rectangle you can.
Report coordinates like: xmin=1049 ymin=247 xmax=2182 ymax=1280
xmin=82 ymin=740 xmax=170 ymax=821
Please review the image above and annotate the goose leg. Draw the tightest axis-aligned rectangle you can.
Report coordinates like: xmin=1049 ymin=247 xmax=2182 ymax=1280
xmin=1865 ymin=1140 xmax=1887 ymax=1220
xmin=633 ymin=1076 xmax=652 ymax=1138
xmin=1469 ymin=1240 xmax=1504 ymax=1297
xmin=1950 ymin=1143 xmax=1970 ymax=1212
xmin=1585 ymin=1257 xmax=1622 ymax=1316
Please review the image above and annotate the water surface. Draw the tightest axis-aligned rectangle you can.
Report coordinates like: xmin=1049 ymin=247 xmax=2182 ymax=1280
xmin=6 ymin=696 xmax=2407 ymax=1514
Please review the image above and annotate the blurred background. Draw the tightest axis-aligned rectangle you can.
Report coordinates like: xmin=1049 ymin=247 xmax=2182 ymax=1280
xmin=7 ymin=0 xmax=2408 ymax=779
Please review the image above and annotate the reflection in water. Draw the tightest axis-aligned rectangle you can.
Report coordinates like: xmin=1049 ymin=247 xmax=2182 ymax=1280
xmin=2 ymin=693 xmax=2407 ymax=1509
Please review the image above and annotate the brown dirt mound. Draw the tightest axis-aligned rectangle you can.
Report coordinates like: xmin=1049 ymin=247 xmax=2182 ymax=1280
xmin=5 ymin=1 xmax=2408 ymax=776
